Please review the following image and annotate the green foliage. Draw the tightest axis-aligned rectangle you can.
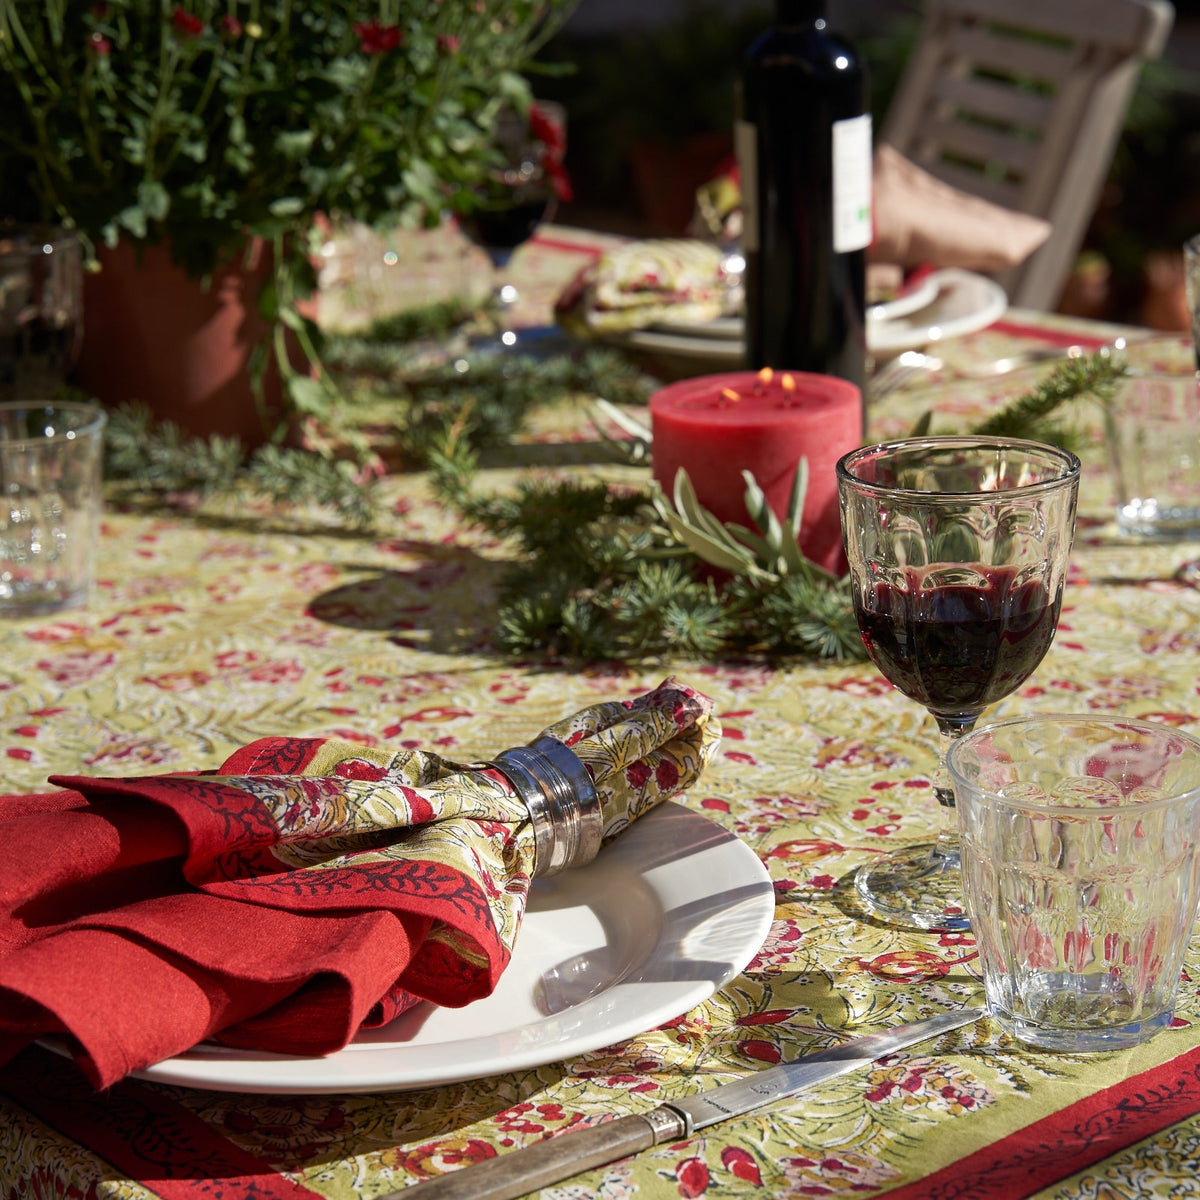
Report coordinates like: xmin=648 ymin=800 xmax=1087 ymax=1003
xmin=0 ymin=0 xmax=575 ymax=446
xmin=472 ymin=475 xmax=861 ymax=664
xmin=99 ymin=339 xmax=1125 ymax=664
xmin=104 ymin=402 xmax=380 ymax=526
xmin=967 ymin=349 xmax=1124 ymax=445
xmin=0 ymin=1 xmax=575 ymax=278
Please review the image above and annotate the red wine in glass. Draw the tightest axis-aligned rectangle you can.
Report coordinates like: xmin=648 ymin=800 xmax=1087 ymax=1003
xmin=855 ymin=568 xmax=1062 ymax=719
xmin=460 ymin=199 xmax=550 ymax=267
xmin=837 ymin=436 xmax=1080 ymax=931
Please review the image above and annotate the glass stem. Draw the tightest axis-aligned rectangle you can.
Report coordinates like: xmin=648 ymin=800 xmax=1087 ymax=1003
xmin=931 ymin=714 xmax=977 ymax=862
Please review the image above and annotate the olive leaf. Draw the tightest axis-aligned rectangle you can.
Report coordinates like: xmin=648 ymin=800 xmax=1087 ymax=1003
xmin=649 ymin=463 xmax=836 ymax=582
xmin=589 ymin=398 xmax=652 ymax=464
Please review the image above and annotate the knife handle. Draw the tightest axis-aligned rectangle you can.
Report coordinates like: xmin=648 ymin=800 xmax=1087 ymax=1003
xmin=389 ymin=1109 xmax=688 ymax=1200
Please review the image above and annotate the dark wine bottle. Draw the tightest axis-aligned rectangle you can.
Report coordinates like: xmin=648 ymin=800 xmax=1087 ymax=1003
xmin=737 ymin=0 xmax=870 ymax=393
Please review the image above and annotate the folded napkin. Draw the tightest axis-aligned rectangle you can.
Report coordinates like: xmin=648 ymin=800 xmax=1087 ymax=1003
xmin=555 ymin=238 xmax=738 ymax=336
xmin=0 ymin=678 xmax=720 ymax=1089
xmin=870 ymin=143 xmax=1051 ymax=274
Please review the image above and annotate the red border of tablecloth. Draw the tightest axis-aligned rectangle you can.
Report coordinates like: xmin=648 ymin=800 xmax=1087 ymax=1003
xmin=877 ymin=1041 xmax=1200 ymax=1200
xmin=5 ymin=1039 xmax=1200 ymax=1199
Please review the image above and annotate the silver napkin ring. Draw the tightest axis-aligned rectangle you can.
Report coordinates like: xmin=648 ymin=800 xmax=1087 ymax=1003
xmin=491 ymin=736 xmax=602 ymax=877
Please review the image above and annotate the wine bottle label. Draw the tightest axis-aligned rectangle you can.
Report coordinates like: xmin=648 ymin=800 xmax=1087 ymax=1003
xmin=734 ymin=119 xmax=759 ymax=253
xmin=832 ymin=113 xmax=872 ymax=253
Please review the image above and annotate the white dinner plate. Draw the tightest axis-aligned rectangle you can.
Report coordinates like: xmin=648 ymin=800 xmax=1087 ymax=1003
xmin=118 ymin=803 xmax=774 ymax=1094
xmin=650 ymin=313 xmax=744 ymax=340
xmin=866 ymin=270 xmax=942 ymax=323
xmin=866 ymin=268 xmax=1008 ymax=354
xmin=615 ymin=269 xmax=1007 ymax=366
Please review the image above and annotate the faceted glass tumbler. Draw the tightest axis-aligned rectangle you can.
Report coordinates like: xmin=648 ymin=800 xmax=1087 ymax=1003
xmin=948 ymin=715 xmax=1200 ymax=1052
xmin=0 ymin=401 xmax=107 ymax=616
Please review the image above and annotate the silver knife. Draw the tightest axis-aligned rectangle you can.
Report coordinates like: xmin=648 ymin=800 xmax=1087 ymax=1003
xmin=384 ymin=1005 xmax=984 ymax=1200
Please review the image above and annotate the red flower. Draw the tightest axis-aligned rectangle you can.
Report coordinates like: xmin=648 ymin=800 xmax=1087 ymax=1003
xmin=677 ymin=1156 xmax=711 ymax=1198
xmin=90 ymin=2 xmax=109 ymax=16
xmin=88 ymin=31 xmax=111 ymax=56
xmin=219 ymin=14 xmax=243 ymax=37
xmin=354 ymin=18 xmax=402 ymax=54
xmin=721 ymin=1146 xmax=763 ymax=1186
xmin=437 ymin=34 xmax=460 ymax=53
xmin=626 ymin=760 xmax=652 ymax=788
xmin=654 ymin=759 xmax=680 ymax=792
xmin=529 ymin=103 xmax=573 ymax=202
xmin=529 ymin=104 xmax=565 ymax=156
xmin=171 ymin=6 xmax=204 ymax=37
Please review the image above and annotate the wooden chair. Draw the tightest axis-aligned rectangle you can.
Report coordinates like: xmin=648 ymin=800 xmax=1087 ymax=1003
xmin=882 ymin=0 xmax=1175 ymax=310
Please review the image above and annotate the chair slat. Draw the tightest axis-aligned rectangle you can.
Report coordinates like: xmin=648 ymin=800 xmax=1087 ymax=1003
xmin=929 ymin=73 xmax=1056 ymax=132
xmin=930 ymin=0 xmax=1173 ymax=55
xmin=917 ymin=118 xmax=1041 ymax=178
xmin=944 ymin=26 xmax=1083 ymax=85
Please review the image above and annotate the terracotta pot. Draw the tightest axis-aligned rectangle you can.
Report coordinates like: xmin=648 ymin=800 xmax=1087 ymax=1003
xmin=74 ymin=239 xmax=287 ymax=445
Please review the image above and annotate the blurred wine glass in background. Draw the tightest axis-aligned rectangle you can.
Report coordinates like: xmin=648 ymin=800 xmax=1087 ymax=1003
xmin=458 ymin=102 xmax=570 ymax=351
xmin=0 ymin=228 xmax=84 ymax=401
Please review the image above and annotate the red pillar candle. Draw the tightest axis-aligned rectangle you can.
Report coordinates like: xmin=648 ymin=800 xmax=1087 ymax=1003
xmin=649 ymin=369 xmax=862 ymax=575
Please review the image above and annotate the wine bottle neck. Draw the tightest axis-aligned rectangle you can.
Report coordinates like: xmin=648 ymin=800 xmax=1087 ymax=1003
xmin=774 ymin=0 xmax=825 ymax=26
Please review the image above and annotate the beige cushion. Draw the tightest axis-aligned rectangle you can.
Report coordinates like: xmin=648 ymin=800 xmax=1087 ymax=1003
xmin=871 ymin=144 xmax=1052 ymax=273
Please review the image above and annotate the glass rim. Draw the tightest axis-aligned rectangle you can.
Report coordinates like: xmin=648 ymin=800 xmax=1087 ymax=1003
xmin=0 ymin=401 xmax=107 ymax=445
xmin=945 ymin=713 xmax=1200 ymax=816
xmin=836 ymin=435 xmax=1081 ymax=501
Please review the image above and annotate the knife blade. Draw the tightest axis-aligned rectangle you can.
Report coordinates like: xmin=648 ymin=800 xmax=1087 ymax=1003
xmin=386 ymin=1005 xmax=983 ymax=1200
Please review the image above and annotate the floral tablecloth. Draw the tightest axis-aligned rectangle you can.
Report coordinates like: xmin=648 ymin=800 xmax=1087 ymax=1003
xmin=2 ymin=230 xmax=1200 ymax=1200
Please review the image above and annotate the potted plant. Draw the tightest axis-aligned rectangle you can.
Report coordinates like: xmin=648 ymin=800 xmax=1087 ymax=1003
xmin=0 ymin=0 xmax=576 ymax=445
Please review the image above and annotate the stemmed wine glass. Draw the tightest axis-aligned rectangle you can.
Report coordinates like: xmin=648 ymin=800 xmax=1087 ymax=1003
xmin=459 ymin=103 xmax=567 ymax=351
xmin=837 ymin=436 xmax=1081 ymax=931
xmin=0 ymin=227 xmax=83 ymax=400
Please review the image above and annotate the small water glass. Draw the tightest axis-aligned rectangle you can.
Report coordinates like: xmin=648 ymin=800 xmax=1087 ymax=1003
xmin=1104 ymin=370 xmax=1200 ymax=538
xmin=948 ymin=714 xmax=1200 ymax=1053
xmin=0 ymin=401 xmax=106 ymax=616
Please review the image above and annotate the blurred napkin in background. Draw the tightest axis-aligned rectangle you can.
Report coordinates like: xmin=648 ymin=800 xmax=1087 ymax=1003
xmin=0 ymin=678 xmax=720 ymax=1090
xmin=870 ymin=143 xmax=1051 ymax=273
xmin=555 ymin=238 xmax=737 ymax=335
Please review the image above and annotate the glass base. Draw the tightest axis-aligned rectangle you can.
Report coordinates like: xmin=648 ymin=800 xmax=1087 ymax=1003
xmin=855 ymin=842 xmax=971 ymax=931
xmin=991 ymin=973 xmax=1173 ymax=1052
xmin=0 ymin=580 xmax=88 ymax=617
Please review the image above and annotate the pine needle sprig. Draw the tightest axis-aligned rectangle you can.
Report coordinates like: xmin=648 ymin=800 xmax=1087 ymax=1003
xmin=322 ymin=300 xmax=482 ymax=369
xmin=104 ymin=404 xmax=246 ymax=494
xmin=910 ymin=348 xmax=1127 ymax=447
xmin=747 ymin=574 xmax=866 ymax=661
xmin=245 ymin=446 xmax=380 ymax=528
xmin=969 ymin=349 xmax=1125 ymax=438
xmin=103 ymin=403 xmax=380 ymax=527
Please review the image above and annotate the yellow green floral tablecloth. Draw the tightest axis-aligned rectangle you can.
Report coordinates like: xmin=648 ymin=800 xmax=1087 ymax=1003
xmin=2 ymin=229 xmax=1200 ymax=1200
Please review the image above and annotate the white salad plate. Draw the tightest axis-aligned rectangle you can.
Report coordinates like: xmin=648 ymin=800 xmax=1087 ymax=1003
xmin=119 ymin=802 xmax=774 ymax=1094
xmin=616 ymin=268 xmax=1007 ymax=366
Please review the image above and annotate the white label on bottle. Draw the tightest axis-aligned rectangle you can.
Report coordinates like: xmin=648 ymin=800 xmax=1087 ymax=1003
xmin=832 ymin=113 xmax=872 ymax=253
xmin=734 ymin=119 xmax=759 ymax=252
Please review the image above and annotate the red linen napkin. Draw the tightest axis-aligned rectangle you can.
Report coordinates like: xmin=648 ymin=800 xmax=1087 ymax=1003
xmin=0 ymin=678 xmax=720 ymax=1090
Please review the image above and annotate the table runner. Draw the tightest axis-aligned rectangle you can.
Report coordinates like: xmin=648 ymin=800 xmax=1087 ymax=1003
xmin=1 ymin=237 xmax=1199 ymax=1199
